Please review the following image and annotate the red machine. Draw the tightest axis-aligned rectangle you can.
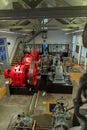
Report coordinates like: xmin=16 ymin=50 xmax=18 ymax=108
xmin=4 ymin=50 xmax=40 ymax=90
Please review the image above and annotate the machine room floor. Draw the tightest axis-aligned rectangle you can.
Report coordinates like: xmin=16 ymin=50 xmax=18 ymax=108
xmin=0 ymin=81 xmax=79 ymax=130
xmin=0 ymin=64 xmax=86 ymax=130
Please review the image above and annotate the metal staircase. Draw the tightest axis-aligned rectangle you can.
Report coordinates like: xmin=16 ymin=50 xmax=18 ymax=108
xmin=11 ymin=43 xmax=23 ymax=66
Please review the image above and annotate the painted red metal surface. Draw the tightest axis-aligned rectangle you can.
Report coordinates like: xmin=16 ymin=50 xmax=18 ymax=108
xmin=30 ymin=49 xmax=40 ymax=61
xmin=4 ymin=49 xmax=40 ymax=87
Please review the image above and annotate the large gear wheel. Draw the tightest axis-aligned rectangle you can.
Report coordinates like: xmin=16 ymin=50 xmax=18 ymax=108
xmin=83 ymin=23 xmax=87 ymax=48
xmin=28 ymin=61 xmax=38 ymax=87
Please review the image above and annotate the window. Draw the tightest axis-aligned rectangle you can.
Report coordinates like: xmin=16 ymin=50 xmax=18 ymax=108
xmin=0 ymin=39 xmax=7 ymax=61
xmin=72 ymin=35 xmax=76 ymax=52
xmin=41 ymin=18 xmax=48 ymax=24
xmin=41 ymin=18 xmax=48 ymax=30
xmin=81 ymin=46 xmax=86 ymax=57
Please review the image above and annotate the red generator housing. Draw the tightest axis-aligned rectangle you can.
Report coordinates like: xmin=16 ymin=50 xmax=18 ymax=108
xmin=4 ymin=49 xmax=40 ymax=95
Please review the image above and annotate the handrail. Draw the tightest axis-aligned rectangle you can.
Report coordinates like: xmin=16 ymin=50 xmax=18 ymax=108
xmin=9 ymin=36 xmax=24 ymax=64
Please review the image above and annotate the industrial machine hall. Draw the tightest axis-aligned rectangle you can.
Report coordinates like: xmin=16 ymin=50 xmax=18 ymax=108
xmin=1 ymin=0 xmax=87 ymax=130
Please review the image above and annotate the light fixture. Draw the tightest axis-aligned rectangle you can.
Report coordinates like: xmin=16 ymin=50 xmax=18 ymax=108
xmin=0 ymin=29 xmax=29 ymax=35
xmin=65 ymin=29 xmax=83 ymax=35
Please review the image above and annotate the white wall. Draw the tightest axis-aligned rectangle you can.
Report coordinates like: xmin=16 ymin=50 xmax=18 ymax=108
xmin=0 ymin=32 xmax=24 ymax=64
xmin=75 ymin=33 xmax=82 ymax=64
xmin=29 ymin=30 xmax=71 ymax=44
xmin=71 ymin=31 xmax=87 ymax=69
xmin=6 ymin=34 xmax=18 ymax=59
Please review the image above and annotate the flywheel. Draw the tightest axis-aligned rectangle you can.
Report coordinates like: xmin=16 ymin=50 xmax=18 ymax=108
xmin=28 ymin=61 xmax=38 ymax=87
xmin=82 ymin=23 xmax=87 ymax=48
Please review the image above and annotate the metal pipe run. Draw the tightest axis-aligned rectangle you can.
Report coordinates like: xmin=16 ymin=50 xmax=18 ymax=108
xmin=27 ymin=92 xmax=39 ymax=115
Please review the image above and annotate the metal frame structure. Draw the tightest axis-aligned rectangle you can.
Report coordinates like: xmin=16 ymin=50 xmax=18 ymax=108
xmin=0 ymin=6 xmax=87 ymax=20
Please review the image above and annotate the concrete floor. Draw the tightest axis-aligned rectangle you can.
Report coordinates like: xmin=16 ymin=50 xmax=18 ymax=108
xmin=0 ymin=95 xmax=33 ymax=130
xmin=0 ymin=94 xmax=74 ymax=130
xmin=33 ymin=91 xmax=75 ymax=129
xmin=0 ymin=82 xmax=78 ymax=130
xmin=0 ymin=74 xmax=5 ymax=87
xmin=0 ymin=69 xmax=84 ymax=130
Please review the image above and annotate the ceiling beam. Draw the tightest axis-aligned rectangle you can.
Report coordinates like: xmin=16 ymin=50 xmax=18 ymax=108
xmin=1 ymin=6 xmax=87 ymax=20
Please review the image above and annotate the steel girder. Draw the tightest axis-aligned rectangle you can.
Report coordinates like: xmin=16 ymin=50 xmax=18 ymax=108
xmin=0 ymin=6 xmax=87 ymax=20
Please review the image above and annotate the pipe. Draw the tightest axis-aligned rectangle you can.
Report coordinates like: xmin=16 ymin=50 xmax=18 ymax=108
xmin=27 ymin=92 xmax=39 ymax=115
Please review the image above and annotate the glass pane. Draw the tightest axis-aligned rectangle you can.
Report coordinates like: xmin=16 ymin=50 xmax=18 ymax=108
xmin=0 ymin=39 xmax=4 ymax=45
xmin=72 ymin=35 xmax=76 ymax=52
xmin=0 ymin=45 xmax=6 ymax=61
xmin=0 ymin=46 xmax=2 ymax=51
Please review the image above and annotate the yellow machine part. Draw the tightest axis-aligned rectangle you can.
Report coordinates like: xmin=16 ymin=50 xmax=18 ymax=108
xmin=0 ymin=86 xmax=6 ymax=100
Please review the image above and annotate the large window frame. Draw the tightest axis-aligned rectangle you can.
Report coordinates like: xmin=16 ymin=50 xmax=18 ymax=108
xmin=72 ymin=35 xmax=76 ymax=52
